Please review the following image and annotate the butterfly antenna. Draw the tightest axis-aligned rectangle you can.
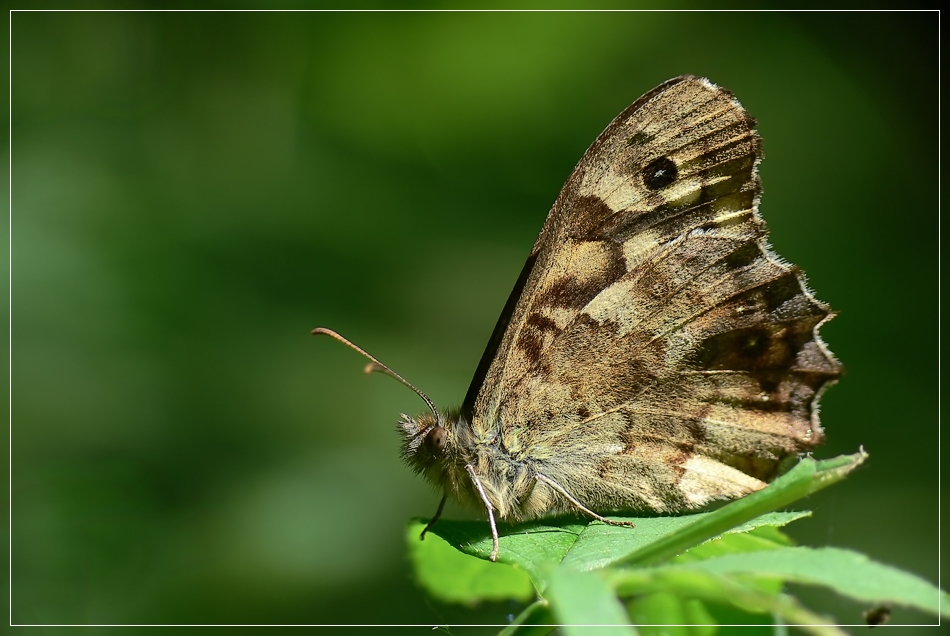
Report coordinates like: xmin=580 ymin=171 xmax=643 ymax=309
xmin=312 ymin=327 xmax=440 ymax=421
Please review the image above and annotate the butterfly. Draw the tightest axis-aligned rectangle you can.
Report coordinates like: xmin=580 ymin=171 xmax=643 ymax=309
xmin=315 ymin=75 xmax=841 ymax=561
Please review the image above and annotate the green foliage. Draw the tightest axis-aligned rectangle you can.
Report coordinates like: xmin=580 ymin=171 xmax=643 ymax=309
xmin=409 ymin=452 xmax=949 ymax=633
xmin=406 ymin=517 xmax=534 ymax=605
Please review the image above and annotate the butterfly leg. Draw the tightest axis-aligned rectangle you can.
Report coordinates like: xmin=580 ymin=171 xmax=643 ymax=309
xmin=419 ymin=493 xmax=447 ymax=541
xmin=534 ymin=473 xmax=636 ymax=529
xmin=465 ymin=464 xmax=500 ymax=561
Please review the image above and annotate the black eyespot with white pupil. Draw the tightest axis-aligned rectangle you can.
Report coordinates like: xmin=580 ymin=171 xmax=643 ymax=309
xmin=642 ymin=156 xmax=678 ymax=190
xmin=424 ymin=426 xmax=447 ymax=456
xmin=740 ymin=331 xmax=769 ymax=359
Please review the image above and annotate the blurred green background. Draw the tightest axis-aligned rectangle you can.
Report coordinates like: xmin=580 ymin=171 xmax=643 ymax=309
xmin=6 ymin=8 xmax=938 ymax=629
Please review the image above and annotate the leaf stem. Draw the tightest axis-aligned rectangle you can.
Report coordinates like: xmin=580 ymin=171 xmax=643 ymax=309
xmin=498 ymin=599 xmax=553 ymax=636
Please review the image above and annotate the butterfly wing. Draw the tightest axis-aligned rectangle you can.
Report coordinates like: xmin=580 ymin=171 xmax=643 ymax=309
xmin=464 ymin=76 xmax=840 ymax=515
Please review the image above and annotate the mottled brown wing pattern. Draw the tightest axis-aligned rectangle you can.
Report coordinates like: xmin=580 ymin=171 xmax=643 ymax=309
xmin=466 ymin=76 xmax=840 ymax=517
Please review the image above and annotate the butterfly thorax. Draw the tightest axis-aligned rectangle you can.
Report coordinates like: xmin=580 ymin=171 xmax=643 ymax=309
xmin=397 ymin=409 xmax=536 ymax=519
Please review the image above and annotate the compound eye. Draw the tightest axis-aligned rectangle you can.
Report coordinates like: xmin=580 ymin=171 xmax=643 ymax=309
xmin=423 ymin=426 xmax=447 ymax=455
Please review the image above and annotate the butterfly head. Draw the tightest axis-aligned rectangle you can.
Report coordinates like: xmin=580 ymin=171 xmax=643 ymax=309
xmin=398 ymin=410 xmax=459 ymax=483
xmin=312 ymin=328 xmax=465 ymax=485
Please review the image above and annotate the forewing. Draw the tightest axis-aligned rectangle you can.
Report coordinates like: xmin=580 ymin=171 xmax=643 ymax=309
xmin=465 ymin=76 xmax=706 ymax=419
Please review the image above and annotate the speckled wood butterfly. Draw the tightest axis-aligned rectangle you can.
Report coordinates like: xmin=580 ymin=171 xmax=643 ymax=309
xmin=316 ymin=76 xmax=840 ymax=561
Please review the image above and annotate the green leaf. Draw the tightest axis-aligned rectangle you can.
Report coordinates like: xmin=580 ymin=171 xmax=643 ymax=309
xmin=562 ymin=511 xmax=811 ymax=572
xmin=423 ymin=517 xmax=587 ymax=588
xmin=674 ymin=527 xmax=792 ymax=564
xmin=427 ymin=510 xmax=809 ymax=588
xmin=608 ymin=568 xmax=846 ymax=636
xmin=406 ymin=450 xmax=947 ymax=633
xmin=617 ymin=451 xmax=867 ymax=567
xmin=672 ymin=528 xmax=796 ymax=598
xmin=626 ymin=592 xmax=717 ymax=636
xmin=677 ymin=546 xmax=950 ymax=617
xmin=406 ymin=518 xmax=534 ymax=604
xmin=545 ymin=567 xmax=638 ymax=635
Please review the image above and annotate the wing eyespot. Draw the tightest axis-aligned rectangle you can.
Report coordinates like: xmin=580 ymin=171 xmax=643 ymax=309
xmin=642 ymin=156 xmax=678 ymax=190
